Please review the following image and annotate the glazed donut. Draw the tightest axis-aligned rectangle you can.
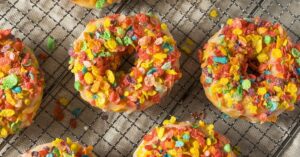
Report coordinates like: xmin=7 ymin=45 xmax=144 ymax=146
xmin=0 ymin=29 xmax=44 ymax=138
xmin=134 ymin=116 xmax=236 ymax=157
xmin=71 ymin=0 xmax=121 ymax=9
xmin=200 ymin=17 xmax=299 ymax=123
xmin=22 ymin=138 xmax=95 ymax=157
xmin=69 ymin=13 xmax=181 ymax=112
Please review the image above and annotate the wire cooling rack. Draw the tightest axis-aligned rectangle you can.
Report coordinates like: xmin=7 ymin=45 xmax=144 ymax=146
xmin=0 ymin=0 xmax=300 ymax=156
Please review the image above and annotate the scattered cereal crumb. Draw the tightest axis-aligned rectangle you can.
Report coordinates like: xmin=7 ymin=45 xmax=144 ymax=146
xmin=47 ymin=36 xmax=56 ymax=52
xmin=58 ymin=97 xmax=69 ymax=106
xmin=38 ymin=52 xmax=48 ymax=61
xmin=53 ymin=104 xmax=64 ymax=121
xmin=209 ymin=8 xmax=219 ymax=18
xmin=70 ymin=118 xmax=77 ymax=129
xmin=71 ymin=108 xmax=82 ymax=118
xmin=233 ymin=146 xmax=241 ymax=155
xmin=181 ymin=38 xmax=195 ymax=54
xmin=84 ymin=126 xmax=88 ymax=131
xmin=191 ymin=111 xmax=206 ymax=120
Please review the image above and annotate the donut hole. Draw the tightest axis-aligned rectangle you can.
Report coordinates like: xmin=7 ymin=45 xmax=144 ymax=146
xmin=246 ymin=57 xmax=261 ymax=76
xmin=118 ymin=51 xmax=136 ymax=73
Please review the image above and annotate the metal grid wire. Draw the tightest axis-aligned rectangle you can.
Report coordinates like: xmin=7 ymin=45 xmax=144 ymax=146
xmin=0 ymin=0 xmax=299 ymax=156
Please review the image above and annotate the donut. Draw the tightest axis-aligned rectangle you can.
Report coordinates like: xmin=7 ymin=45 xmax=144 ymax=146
xmin=68 ymin=13 xmax=181 ymax=112
xmin=199 ymin=17 xmax=299 ymax=123
xmin=22 ymin=138 xmax=95 ymax=157
xmin=71 ymin=0 xmax=121 ymax=9
xmin=0 ymin=29 xmax=44 ymax=138
xmin=134 ymin=116 xmax=236 ymax=157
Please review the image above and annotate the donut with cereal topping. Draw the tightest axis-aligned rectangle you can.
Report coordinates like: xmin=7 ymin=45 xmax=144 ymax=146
xmin=0 ymin=29 xmax=44 ymax=138
xmin=134 ymin=116 xmax=236 ymax=157
xmin=199 ymin=18 xmax=299 ymax=123
xmin=69 ymin=13 xmax=181 ymax=112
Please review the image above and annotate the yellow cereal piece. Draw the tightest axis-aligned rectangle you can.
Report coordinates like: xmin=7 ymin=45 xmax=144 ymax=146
xmin=271 ymin=48 xmax=282 ymax=59
xmin=286 ymin=83 xmax=297 ymax=94
xmin=144 ymin=29 xmax=155 ymax=37
xmin=185 ymin=38 xmax=195 ymax=46
xmin=238 ymin=36 xmax=247 ymax=46
xmin=84 ymin=72 xmax=94 ymax=85
xmin=247 ymin=105 xmax=257 ymax=114
xmin=106 ymin=70 xmax=115 ymax=84
xmin=0 ymin=71 xmax=4 ymax=78
xmin=16 ymin=93 xmax=24 ymax=99
xmin=207 ymin=124 xmax=214 ymax=135
xmin=163 ymin=35 xmax=174 ymax=44
xmin=86 ymin=23 xmax=97 ymax=33
xmin=227 ymin=18 xmax=233 ymax=25
xmin=103 ymin=18 xmax=111 ymax=28
xmin=154 ymin=53 xmax=167 ymax=62
xmin=86 ymin=49 xmax=94 ymax=60
xmin=164 ymin=116 xmax=176 ymax=125
xmin=141 ymin=61 xmax=152 ymax=69
xmin=91 ymin=81 xmax=100 ymax=93
xmin=219 ymin=78 xmax=229 ymax=85
xmin=191 ymin=141 xmax=200 ymax=156
xmin=230 ymin=65 xmax=239 ymax=73
xmin=276 ymin=36 xmax=283 ymax=48
xmin=0 ymin=128 xmax=8 ymax=137
xmin=142 ymin=91 xmax=149 ymax=99
xmin=66 ymin=137 xmax=72 ymax=145
xmin=147 ymin=90 xmax=157 ymax=96
xmin=106 ymin=39 xmax=117 ymax=50
xmin=157 ymin=127 xmax=165 ymax=139
xmin=211 ymin=84 xmax=222 ymax=94
xmin=206 ymin=138 xmax=212 ymax=146
xmin=166 ymin=69 xmax=177 ymax=75
xmin=137 ymin=76 xmax=143 ymax=83
xmin=96 ymin=92 xmax=106 ymax=108
xmin=257 ymin=87 xmax=267 ymax=95
xmin=58 ymin=97 xmax=69 ymax=106
xmin=124 ymin=91 xmax=129 ymax=97
xmin=256 ymin=37 xmax=262 ymax=53
xmin=0 ymin=109 xmax=15 ymax=117
xmin=224 ymin=93 xmax=233 ymax=107
xmin=209 ymin=9 xmax=219 ymax=18
xmin=139 ymin=95 xmax=145 ymax=104
xmin=181 ymin=45 xmax=192 ymax=54
xmin=170 ymin=116 xmax=176 ymax=124
xmin=181 ymin=38 xmax=195 ymax=54
xmin=52 ymin=138 xmax=63 ymax=146
xmin=167 ymin=149 xmax=177 ymax=156
xmin=5 ymin=90 xmax=16 ymax=106
xmin=199 ymin=120 xmax=205 ymax=127
xmin=24 ymin=99 xmax=31 ymax=105
xmin=283 ymin=39 xmax=288 ymax=46
xmin=100 ymin=80 xmax=110 ymax=91
xmin=258 ymin=27 xmax=267 ymax=34
xmin=72 ymin=63 xmax=83 ymax=73
xmin=161 ymin=23 xmax=168 ymax=30
xmin=257 ymin=53 xmax=269 ymax=63
xmin=71 ymin=143 xmax=79 ymax=152
xmin=135 ymin=83 xmax=142 ymax=90
xmin=91 ymin=65 xmax=100 ymax=77
xmin=274 ymin=86 xmax=282 ymax=92
xmin=233 ymin=28 xmax=243 ymax=35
